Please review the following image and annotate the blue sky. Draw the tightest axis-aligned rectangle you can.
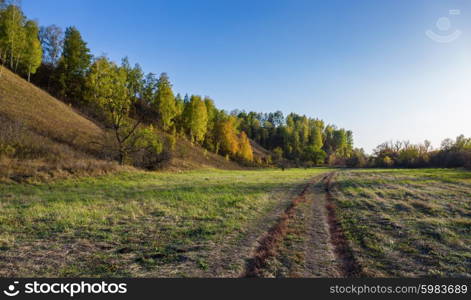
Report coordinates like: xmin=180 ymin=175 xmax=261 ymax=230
xmin=23 ymin=0 xmax=471 ymax=153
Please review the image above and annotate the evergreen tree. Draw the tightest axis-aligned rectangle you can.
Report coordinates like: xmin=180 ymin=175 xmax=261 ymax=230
xmin=142 ymin=73 xmax=158 ymax=105
xmin=121 ymin=57 xmax=143 ymax=103
xmin=56 ymin=26 xmax=91 ymax=102
xmin=203 ymin=97 xmax=218 ymax=151
xmin=173 ymin=93 xmax=185 ymax=134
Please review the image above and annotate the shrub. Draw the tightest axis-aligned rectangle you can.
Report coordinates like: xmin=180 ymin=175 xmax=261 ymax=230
xmin=0 ymin=144 xmax=15 ymax=158
xmin=383 ymin=156 xmax=393 ymax=168
xmin=346 ymin=149 xmax=368 ymax=168
xmin=272 ymin=147 xmax=283 ymax=163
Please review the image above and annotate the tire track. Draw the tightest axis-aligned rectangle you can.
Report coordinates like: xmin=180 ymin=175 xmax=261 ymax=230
xmin=323 ymin=172 xmax=363 ymax=277
xmin=242 ymin=176 xmax=321 ymax=277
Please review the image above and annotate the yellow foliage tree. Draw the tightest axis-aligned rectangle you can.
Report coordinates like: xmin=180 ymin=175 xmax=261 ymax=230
xmin=237 ymin=131 xmax=253 ymax=162
xmin=218 ymin=116 xmax=239 ymax=156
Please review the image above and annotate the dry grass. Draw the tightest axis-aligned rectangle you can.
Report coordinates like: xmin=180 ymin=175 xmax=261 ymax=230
xmin=0 ymin=66 xmax=103 ymax=154
xmin=332 ymin=169 xmax=471 ymax=277
xmin=0 ymin=66 xmax=122 ymax=182
xmin=167 ymin=137 xmax=244 ymax=171
xmin=0 ymin=168 xmax=329 ymax=277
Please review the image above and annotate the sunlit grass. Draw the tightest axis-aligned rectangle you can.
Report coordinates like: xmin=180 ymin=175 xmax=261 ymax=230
xmin=0 ymin=168 xmax=332 ymax=277
xmin=334 ymin=169 xmax=471 ymax=277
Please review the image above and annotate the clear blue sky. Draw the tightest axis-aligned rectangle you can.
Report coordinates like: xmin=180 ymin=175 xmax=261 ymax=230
xmin=23 ymin=0 xmax=471 ymax=153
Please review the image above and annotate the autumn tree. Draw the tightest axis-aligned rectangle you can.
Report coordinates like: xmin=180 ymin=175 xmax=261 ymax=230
xmin=153 ymin=73 xmax=176 ymax=131
xmin=185 ymin=95 xmax=208 ymax=144
xmin=0 ymin=4 xmax=44 ymax=81
xmin=22 ymin=20 xmax=42 ymax=81
xmin=238 ymin=131 xmax=253 ymax=162
xmin=304 ymin=119 xmax=326 ymax=164
xmin=217 ymin=115 xmax=239 ymax=156
xmin=85 ymin=57 xmax=142 ymax=164
xmin=0 ymin=4 xmax=25 ymax=71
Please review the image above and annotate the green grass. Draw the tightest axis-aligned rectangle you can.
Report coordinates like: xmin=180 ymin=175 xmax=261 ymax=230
xmin=333 ymin=168 xmax=471 ymax=277
xmin=0 ymin=168 xmax=331 ymax=277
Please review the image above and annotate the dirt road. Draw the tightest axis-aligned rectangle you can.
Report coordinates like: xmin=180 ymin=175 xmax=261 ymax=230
xmin=198 ymin=171 xmax=362 ymax=278
xmin=236 ymin=172 xmax=361 ymax=277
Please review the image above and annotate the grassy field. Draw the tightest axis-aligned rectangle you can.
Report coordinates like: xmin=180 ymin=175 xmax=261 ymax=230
xmin=0 ymin=168 xmax=331 ymax=277
xmin=332 ymin=169 xmax=471 ymax=277
xmin=1 ymin=167 xmax=470 ymax=278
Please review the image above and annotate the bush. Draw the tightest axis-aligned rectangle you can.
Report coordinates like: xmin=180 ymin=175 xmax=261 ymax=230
xmin=303 ymin=146 xmax=326 ymax=165
xmin=127 ymin=126 xmax=165 ymax=170
xmin=346 ymin=149 xmax=367 ymax=168
xmin=327 ymin=154 xmax=346 ymax=166
xmin=272 ymin=147 xmax=283 ymax=163
xmin=0 ymin=144 xmax=15 ymax=158
xmin=383 ymin=156 xmax=393 ymax=168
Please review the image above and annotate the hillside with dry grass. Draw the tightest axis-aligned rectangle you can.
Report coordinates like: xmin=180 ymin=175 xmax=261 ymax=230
xmin=0 ymin=66 xmax=120 ymax=182
xmin=0 ymin=67 xmax=105 ymax=152
xmin=0 ymin=67 xmax=251 ymax=182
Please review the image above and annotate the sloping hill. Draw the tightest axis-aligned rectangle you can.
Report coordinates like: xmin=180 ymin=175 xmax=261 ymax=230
xmin=169 ymin=137 xmax=244 ymax=171
xmin=250 ymin=139 xmax=273 ymax=162
xmin=0 ymin=66 xmax=245 ymax=181
xmin=0 ymin=67 xmax=104 ymax=153
xmin=0 ymin=66 xmax=120 ymax=182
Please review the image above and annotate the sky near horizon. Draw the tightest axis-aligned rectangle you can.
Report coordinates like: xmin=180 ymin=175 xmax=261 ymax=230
xmin=22 ymin=0 xmax=471 ymax=153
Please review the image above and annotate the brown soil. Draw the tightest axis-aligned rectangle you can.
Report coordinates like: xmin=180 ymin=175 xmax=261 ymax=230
xmin=239 ymin=172 xmax=364 ymax=278
xmin=203 ymin=182 xmax=304 ymax=277
xmin=242 ymin=180 xmax=314 ymax=277
xmin=302 ymin=176 xmax=340 ymax=277
xmin=323 ymin=173 xmax=363 ymax=277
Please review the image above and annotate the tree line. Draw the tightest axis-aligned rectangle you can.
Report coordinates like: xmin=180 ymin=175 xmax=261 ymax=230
xmin=346 ymin=136 xmax=471 ymax=169
xmin=236 ymin=111 xmax=354 ymax=165
xmin=0 ymin=1 xmax=42 ymax=81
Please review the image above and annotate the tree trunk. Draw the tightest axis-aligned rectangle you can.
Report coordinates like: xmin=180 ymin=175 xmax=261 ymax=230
xmin=118 ymin=149 xmax=126 ymax=165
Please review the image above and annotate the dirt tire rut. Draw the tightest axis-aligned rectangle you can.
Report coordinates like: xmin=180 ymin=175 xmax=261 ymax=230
xmin=303 ymin=176 xmax=341 ymax=277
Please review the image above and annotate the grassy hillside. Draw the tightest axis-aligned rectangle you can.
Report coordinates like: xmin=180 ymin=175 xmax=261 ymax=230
xmin=0 ymin=68 xmax=104 ymax=151
xmin=0 ymin=66 xmax=248 ymax=182
xmin=168 ymin=137 xmax=244 ymax=171
xmin=0 ymin=66 xmax=119 ymax=182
